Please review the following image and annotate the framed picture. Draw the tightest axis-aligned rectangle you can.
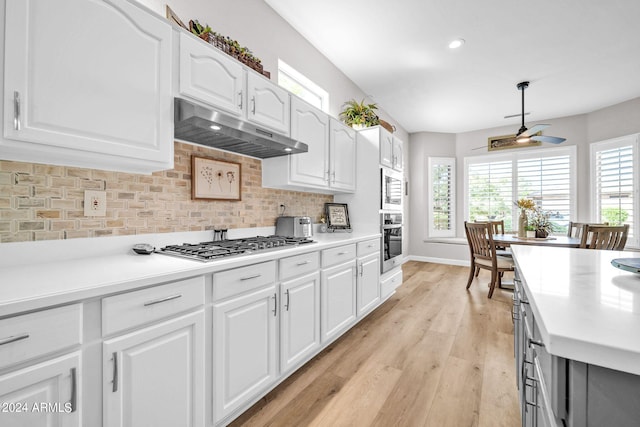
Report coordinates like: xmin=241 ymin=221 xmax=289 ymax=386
xmin=488 ymin=133 xmax=542 ymax=151
xmin=192 ymin=156 xmax=241 ymax=201
xmin=325 ymin=203 xmax=351 ymax=230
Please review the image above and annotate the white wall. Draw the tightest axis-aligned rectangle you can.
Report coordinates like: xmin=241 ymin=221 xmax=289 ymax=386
xmin=135 ymin=0 xmax=408 ymax=142
xmin=409 ymin=97 xmax=640 ymax=263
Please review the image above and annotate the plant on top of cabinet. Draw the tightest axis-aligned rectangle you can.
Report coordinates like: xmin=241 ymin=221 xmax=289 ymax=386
xmin=188 ymin=19 xmax=268 ymax=77
xmin=339 ymin=99 xmax=380 ymax=129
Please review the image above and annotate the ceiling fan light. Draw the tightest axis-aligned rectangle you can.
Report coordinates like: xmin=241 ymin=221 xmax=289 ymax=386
xmin=516 ymin=135 xmax=530 ymax=143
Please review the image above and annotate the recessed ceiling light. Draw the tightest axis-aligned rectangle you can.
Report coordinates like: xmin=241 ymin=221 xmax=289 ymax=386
xmin=209 ymin=124 xmax=222 ymax=130
xmin=448 ymin=39 xmax=465 ymax=49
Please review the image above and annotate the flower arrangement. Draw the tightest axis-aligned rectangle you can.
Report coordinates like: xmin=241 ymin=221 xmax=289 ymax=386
xmin=528 ymin=207 xmax=555 ymax=237
xmin=515 ymin=198 xmax=535 ymax=211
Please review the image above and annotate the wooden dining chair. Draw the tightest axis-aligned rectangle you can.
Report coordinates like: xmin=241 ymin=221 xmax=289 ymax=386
xmin=567 ymin=221 xmax=608 ymax=239
xmin=579 ymin=224 xmax=629 ymax=250
xmin=464 ymin=221 xmax=515 ymax=298
xmin=488 ymin=220 xmax=505 ymax=235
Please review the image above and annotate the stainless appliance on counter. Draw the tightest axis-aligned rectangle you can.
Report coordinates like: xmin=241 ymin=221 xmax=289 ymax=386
xmin=157 ymin=236 xmax=314 ymax=262
xmin=381 ymin=212 xmax=403 ymax=273
xmin=275 ymin=216 xmax=313 ymax=238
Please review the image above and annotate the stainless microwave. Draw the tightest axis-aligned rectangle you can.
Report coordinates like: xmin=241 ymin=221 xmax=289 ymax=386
xmin=381 ymin=167 xmax=403 ymax=210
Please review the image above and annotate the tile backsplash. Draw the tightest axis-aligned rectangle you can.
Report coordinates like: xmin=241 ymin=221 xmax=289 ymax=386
xmin=0 ymin=142 xmax=332 ymax=243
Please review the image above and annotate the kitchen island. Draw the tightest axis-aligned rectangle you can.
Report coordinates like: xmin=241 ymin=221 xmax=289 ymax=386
xmin=511 ymin=245 xmax=640 ymax=427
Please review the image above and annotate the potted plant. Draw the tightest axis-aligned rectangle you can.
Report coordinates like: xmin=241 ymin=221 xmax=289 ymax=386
xmin=528 ymin=208 xmax=554 ymax=238
xmin=339 ymin=99 xmax=380 ymax=129
xmin=525 ymin=225 xmax=536 ymax=238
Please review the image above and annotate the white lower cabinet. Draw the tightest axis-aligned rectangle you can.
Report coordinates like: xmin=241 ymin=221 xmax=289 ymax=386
xmin=0 ymin=351 xmax=81 ymax=427
xmin=280 ymin=272 xmax=321 ymax=373
xmin=321 ymin=260 xmax=357 ymax=344
xmin=102 ymin=311 xmax=204 ymax=427
xmin=357 ymin=252 xmax=381 ymax=316
xmin=213 ymin=285 xmax=278 ymax=422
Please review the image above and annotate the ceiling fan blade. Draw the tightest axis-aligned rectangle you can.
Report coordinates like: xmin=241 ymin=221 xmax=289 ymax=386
xmin=531 ymin=135 xmax=566 ymax=144
xmin=519 ymin=124 xmax=550 ymax=137
xmin=504 ymin=112 xmax=530 ymax=119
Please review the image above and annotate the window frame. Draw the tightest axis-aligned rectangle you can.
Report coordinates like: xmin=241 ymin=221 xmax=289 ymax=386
xmin=464 ymin=145 xmax=577 ymax=235
xmin=590 ymin=134 xmax=639 ymax=248
xmin=277 ymin=59 xmax=329 ymax=112
xmin=427 ymin=157 xmax=456 ymax=238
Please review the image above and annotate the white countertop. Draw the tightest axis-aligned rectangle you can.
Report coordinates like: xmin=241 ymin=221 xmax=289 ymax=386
xmin=0 ymin=230 xmax=380 ymax=318
xmin=511 ymin=245 xmax=640 ymax=375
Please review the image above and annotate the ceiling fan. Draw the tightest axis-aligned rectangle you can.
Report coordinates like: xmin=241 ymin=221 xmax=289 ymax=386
xmin=512 ymin=81 xmax=566 ymax=144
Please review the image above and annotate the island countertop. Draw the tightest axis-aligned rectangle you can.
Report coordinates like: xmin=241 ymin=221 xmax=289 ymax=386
xmin=511 ymin=245 xmax=640 ymax=375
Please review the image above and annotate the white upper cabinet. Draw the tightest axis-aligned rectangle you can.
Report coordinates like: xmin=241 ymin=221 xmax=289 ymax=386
xmin=2 ymin=0 xmax=174 ymax=173
xmin=289 ymin=97 xmax=330 ymax=187
xmin=379 ymin=130 xmax=394 ymax=168
xmin=329 ymin=118 xmax=357 ymax=191
xmin=179 ymin=33 xmax=245 ymax=117
xmin=262 ymin=97 xmax=356 ymax=194
xmin=392 ymin=137 xmax=404 ymax=171
xmin=246 ymin=72 xmax=290 ymax=135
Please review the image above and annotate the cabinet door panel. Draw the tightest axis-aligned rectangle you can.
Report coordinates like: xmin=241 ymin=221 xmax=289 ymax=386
xmin=103 ymin=312 xmax=204 ymax=427
xmin=329 ymin=119 xmax=356 ymax=191
xmin=281 ymin=272 xmax=321 ymax=373
xmin=289 ymin=97 xmax=329 ymax=187
xmin=0 ymin=352 xmax=80 ymax=427
xmin=379 ymin=130 xmax=393 ymax=167
xmin=213 ymin=286 xmax=277 ymax=421
xmin=3 ymin=0 xmax=173 ymax=167
xmin=321 ymin=262 xmax=357 ymax=343
xmin=392 ymin=137 xmax=404 ymax=170
xmin=247 ymin=73 xmax=290 ymax=135
xmin=179 ymin=33 xmax=244 ymax=117
xmin=357 ymin=253 xmax=380 ymax=316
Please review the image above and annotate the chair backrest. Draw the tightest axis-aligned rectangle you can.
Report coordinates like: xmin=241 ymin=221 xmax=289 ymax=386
xmin=465 ymin=221 xmax=497 ymax=264
xmin=567 ymin=221 xmax=607 ymax=238
xmin=579 ymin=224 xmax=629 ymax=250
xmin=489 ymin=220 xmax=505 ymax=235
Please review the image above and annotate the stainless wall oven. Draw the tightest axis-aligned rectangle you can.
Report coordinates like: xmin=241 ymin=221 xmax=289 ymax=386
xmin=381 ymin=167 xmax=403 ymax=210
xmin=381 ymin=212 xmax=402 ymax=273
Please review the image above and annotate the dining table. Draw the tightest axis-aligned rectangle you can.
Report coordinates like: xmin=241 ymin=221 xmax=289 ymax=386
xmin=492 ymin=233 xmax=582 ymax=248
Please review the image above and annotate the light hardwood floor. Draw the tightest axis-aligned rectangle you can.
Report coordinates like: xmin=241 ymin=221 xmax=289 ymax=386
xmin=231 ymin=261 xmax=520 ymax=427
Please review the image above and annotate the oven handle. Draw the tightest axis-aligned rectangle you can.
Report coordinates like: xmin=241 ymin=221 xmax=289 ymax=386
xmin=382 ymin=225 xmax=402 ymax=230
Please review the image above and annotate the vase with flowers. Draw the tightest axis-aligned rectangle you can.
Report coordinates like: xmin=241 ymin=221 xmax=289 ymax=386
xmin=528 ymin=207 xmax=554 ymax=238
xmin=515 ymin=198 xmax=535 ymax=238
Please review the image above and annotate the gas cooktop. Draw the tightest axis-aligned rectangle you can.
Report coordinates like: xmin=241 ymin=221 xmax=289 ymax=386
xmin=157 ymin=235 xmax=315 ymax=262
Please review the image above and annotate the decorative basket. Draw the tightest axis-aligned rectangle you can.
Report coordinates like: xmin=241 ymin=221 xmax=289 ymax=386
xmin=379 ymin=119 xmax=396 ymax=133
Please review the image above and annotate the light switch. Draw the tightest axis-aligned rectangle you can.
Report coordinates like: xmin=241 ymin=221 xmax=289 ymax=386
xmin=84 ymin=190 xmax=107 ymax=217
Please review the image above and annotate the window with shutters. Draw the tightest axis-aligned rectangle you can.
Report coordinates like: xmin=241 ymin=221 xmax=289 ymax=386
xmin=428 ymin=157 xmax=456 ymax=237
xmin=464 ymin=146 xmax=576 ymax=235
xmin=591 ymin=135 xmax=639 ymax=247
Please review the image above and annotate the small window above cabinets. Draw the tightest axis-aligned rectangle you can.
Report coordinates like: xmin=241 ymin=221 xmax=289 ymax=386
xmin=177 ymin=32 xmax=290 ymax=136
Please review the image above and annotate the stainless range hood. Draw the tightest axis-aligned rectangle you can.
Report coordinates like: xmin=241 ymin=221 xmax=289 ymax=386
xmin=174 ymin=98 xmax=307 ymax=158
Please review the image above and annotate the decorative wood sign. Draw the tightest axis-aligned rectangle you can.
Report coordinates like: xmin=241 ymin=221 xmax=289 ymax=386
xmin=487 ymin=133 xmax=541 ymax=151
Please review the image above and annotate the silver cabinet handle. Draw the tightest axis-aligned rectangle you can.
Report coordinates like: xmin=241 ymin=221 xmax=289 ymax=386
xmin=0 ymin=333 xmax=29 ymax=346
xmin=285 ymin=289 xmax=290 ymax=311
xmin=272 ymin=293 xmax=277 ymax=317
xmin=143 ymin=294 xmax=182 ymax=307
xmin=528 ymin=338 xmax=545 ymax=348
xmin=325 ymin=170 xmax=330 ymax=182
xmin=251 ymin=96 xmax=256 ymax=114
xmin=359 ymin=263 xmax=364 ymax=276
xmin=337 ymin=251 xmax=348 ymax=255
xmin=13 ymin=91 xmax=21 ymax=130
xmin=238 ymin=91 xmax=243 ymax=109
xmin=331 ymin=171 xmax=336 ymax=183
xmin=69 ymin=367 xmax=77 ymax=412
xmin=240 ymin=274 xmax=261 ymax=281
xmin=112 ymin=352 xmax=118 ymax=392
xmin=296 ymin=261 xmax=310 ymax=266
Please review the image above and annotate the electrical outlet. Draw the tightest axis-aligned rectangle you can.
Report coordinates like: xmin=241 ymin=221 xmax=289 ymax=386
xmin=84 ymin=190 xmax=107 ymax=217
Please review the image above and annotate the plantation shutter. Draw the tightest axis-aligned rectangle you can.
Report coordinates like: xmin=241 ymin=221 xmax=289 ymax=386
xmin=428 ymin=157 xmax=456 ymax=237
xmin=467 ymin=160 xmax=513 ymax=229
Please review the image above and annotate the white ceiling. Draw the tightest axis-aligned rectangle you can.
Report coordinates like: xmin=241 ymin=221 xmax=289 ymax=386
xmin=265 ymin=0 xmax=640 ymax=134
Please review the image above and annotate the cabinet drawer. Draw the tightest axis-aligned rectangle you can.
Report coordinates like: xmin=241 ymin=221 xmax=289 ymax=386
xmin=213 ymin=261 xmax=276 ymax=301
xmin=357 ymin=239 xmax=380 ymax=257
xmin=102 ymin=276 xmax=204 ymax=336
xmin=0 ymin=304 xmax=82 ymax=369
xmin=322 ymin=244 xmax=356 ymax=268
xmin=280 ymin=252 xmax=320 ymax=281
xmin=381 ymin=269 xmax=402 ymax=299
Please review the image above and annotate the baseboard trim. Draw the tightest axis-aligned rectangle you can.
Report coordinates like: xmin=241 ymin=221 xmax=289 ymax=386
xmin=406 ymin=255 xmax=470 ymax=267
